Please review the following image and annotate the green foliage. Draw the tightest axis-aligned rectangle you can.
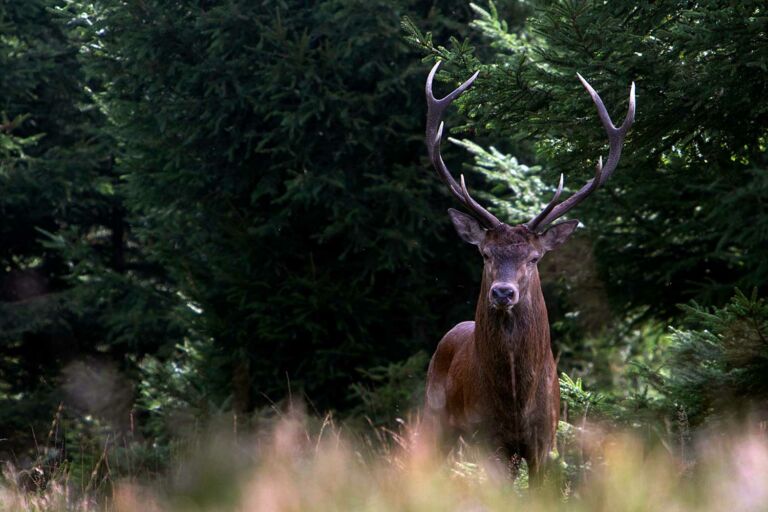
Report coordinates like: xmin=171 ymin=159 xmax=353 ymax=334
xmin=450 ymin=138 xmax=548 ymax=224
xmin=559 ymin=371 xmax=650 ymax=428
xmin=349 ymin=351 xmax=429 ymax=426
xmin=559 ymin=289 xmax=768 ymax=433
xmin=0 ymin=0 xmax=120 ymax=455
xmin=648 ymin=289 xmax=768 ymax=426
xmin=137 ymin=338 xmax=230 ymax=441
xmin=72 ymin=0 xmax=486 ymax=415
xmin=559 ymin=372 xmax=609 ymax=421
xmin=412 ymin=1 xmax=768 ymax=318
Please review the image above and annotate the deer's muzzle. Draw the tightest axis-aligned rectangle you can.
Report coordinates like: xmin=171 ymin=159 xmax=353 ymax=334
xmin=490 ymin=283 xmax=519 ymax=309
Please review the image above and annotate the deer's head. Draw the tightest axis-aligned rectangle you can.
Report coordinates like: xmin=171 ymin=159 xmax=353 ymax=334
xmin=447 ymin=209 xmax=577 ymax=310
xmin=425 ymin=62 xmax=635 ymax=312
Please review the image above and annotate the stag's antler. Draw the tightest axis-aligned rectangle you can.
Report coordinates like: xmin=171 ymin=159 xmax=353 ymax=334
xmin=526 ymin=75 xmax=636 ymax=232
xmin=426 ymin=62 xmax=502 ymax=229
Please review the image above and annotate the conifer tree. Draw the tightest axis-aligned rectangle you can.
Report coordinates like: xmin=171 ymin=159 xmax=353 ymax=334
xmin=80 ymin=0 xmax=493 ymax=413
xmin=651 ymin=290 xmax=768 ymax=426
xmin=0 ymin=1 xmax=117 ymax=451
xmin=408 ymin=1 xmax=768 ymax=318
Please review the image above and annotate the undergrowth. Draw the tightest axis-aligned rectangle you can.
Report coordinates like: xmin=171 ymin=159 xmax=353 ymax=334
xmin=2 ymin=408 xmax=767 ymax=512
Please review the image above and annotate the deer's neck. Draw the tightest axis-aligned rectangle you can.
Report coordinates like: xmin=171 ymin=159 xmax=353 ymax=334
xmin=473 ymin=271 xmax=552 ymax=394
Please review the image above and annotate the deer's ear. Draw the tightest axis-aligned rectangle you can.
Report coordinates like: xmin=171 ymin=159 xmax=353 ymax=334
xmin=540 ymin=220 xmax=579 ymax=251
xmin=448 ymin=208 xmax=485 ymax=246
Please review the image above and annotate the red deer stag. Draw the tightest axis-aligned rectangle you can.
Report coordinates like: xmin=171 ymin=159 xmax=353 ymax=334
xmin=423 ymin=62 xmax=635 ymax=484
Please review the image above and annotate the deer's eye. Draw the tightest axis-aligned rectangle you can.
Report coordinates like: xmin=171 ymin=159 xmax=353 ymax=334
xmin=482 ymin=250 xmax=491 ymax=261
xmin=528 ymin=256 xmax=540 ymax=266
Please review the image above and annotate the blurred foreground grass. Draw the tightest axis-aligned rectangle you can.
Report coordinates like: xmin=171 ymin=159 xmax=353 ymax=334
xmin=2 ymin=410 xmax=767 ymax=512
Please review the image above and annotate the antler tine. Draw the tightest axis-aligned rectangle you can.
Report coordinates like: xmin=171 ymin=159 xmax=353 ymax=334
xmin=458 ymin=173 xmax=498 ymax=222
xmin=576 ymin=74 xmax=636 ymax=187
xmin=430 ymin=122 xmax=463 ymax=198
xmin=527 ymin=76 xmax=636 ymax=231
xmin=426 ymin=62 xmax=501 ymax=229
xmin=525 ymin=173 xmax=564 ymax=231
xmin=426 ymin=62 xmax=478 ymax=159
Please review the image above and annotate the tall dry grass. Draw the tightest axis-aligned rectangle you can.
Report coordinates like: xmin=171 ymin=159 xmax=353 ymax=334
xmin=2 ymin=410 xmax=767 ymax=512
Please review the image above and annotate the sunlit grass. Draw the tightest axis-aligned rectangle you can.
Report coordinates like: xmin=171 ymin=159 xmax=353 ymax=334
xmin=2 ymin=410 xmax=767 ymax=511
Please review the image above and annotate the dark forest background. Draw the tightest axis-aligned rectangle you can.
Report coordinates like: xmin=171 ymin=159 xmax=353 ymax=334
xmin=1 ymin=0 xmax=766 ymax=481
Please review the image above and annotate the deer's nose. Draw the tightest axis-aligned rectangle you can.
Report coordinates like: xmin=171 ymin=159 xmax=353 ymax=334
xmin=490 ymin=284 xmax=519 ymax=305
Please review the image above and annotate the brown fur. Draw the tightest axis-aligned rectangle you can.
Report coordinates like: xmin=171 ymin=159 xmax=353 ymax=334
xmin=425 ymin=224 xmax=561 ymax=484
xmin=422 ymin=66 xmax=634 ymax=484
